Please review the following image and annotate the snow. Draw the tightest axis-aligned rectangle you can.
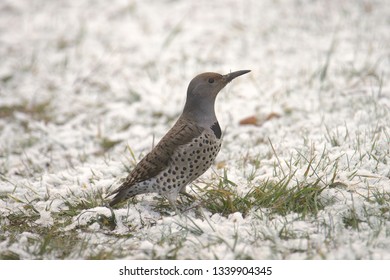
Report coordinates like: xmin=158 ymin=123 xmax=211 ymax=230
xmin=0 ymin=0 xmax=389 ymax=259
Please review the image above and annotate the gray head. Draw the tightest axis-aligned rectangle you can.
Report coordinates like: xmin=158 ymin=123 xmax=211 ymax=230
xmin=182 ymin=70 xmax=251 ymax=122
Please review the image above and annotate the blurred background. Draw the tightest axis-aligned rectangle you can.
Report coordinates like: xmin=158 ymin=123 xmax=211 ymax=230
xmin=0 ymin=0 xmax=389 ymax=259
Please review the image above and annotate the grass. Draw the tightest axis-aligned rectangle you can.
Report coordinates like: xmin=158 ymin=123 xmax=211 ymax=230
xmin=1 ymin=84 xmax=388 ymax=259
xmin=0 ymin=207 xmax=83 ymax=259
xmin=1 ymin=132 xmax=389 ymax=259
xmin=0 ymin=100 xmax=53 ymax=123
xmin=199 ymin=169 xmax=326 ymax=218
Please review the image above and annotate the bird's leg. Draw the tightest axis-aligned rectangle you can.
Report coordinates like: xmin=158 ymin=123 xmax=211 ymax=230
xmin=180 ymin=192 xmax=196 ymax=201
xmin=167 ymin=196 xmax=181 ymax=216
xmin=179 ymin=186 xmax=196 ymax=201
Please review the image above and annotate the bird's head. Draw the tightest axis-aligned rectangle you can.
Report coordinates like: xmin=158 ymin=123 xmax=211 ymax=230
xmin=183 ymin=70 xmax=250 ymax=118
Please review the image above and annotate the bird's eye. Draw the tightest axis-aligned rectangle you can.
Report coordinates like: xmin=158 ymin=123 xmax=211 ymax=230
xmin=208 ymin=78 xmax=215 ymax=83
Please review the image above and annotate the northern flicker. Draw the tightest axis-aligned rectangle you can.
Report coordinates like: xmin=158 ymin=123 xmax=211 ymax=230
xmin=109 ymin=70 xmax=251 ymax=212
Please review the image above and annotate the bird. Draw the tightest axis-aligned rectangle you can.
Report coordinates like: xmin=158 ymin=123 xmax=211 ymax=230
xmin=108 ymin=70 xmax=251 ymax=213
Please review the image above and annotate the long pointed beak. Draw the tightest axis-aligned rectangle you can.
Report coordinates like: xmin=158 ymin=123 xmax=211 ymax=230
xmin=223 ymin=70 xmax=251 ymax=83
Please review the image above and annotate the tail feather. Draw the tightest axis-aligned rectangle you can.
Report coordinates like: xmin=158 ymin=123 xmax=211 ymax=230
xmin=108 ymin=183 xmax=137 ymax=207
xmin=108 ymin=180 xmax=154 ymax=207
xmin=109 ymin=190 xmax=127 ymax=207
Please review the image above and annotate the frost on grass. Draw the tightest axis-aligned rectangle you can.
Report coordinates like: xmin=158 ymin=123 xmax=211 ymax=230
xmin=0 ymin=0 xmax=389 ymax=259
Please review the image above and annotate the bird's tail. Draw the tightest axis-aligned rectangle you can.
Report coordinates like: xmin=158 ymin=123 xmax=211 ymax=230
xmin=108 ymin=190 xmax=126 ymax=207
xmin=108 ymin=181 xmax=153 ymax=207
xmin=108 ymin=186 xmax=134 ymax=207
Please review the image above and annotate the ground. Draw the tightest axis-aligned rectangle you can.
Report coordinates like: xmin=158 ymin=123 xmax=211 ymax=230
xmin=0 ymin=0 xmax=389 ymax=259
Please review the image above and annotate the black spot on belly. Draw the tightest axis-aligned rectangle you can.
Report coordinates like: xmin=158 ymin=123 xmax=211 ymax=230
xmin=211 ymin=122 xmax=222 ymax=139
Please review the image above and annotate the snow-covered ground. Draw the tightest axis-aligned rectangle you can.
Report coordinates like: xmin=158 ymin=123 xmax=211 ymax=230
xmin=0 ymin=0 xmax=389 ymax=259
